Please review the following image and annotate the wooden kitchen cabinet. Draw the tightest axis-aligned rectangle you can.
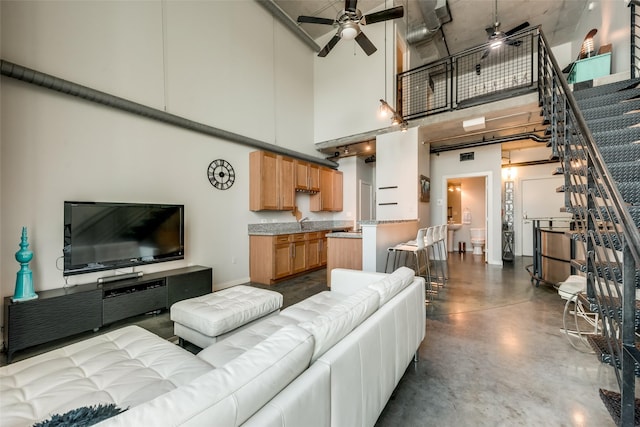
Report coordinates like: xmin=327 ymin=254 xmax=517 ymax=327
xmin=294 ymin=160 xmax=321 ymax=193
xmin=306 ymin=232 xmax=323 ymax=269
xmin=249 ymin=151 xmax=295 ymax=211
xmin=250 ymin=231 xmax=329 ymax=285
xmin=310 ymin=168 xmax=343 ymax=212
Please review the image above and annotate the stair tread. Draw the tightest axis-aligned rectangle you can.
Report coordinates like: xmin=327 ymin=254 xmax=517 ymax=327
xmin=598 ymin=388 xmax=640 ymax=427
xmin=573 ymin=77 xmax=640 ymax=100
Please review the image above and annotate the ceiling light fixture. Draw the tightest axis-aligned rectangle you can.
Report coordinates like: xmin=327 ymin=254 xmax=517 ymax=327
xmin=379 ymin=99 xmax=408 ymax=130
xmin=462 ymin=116 xmax=486 ymax=132
xmin=340 ymin=22 xmax=359 ymax=40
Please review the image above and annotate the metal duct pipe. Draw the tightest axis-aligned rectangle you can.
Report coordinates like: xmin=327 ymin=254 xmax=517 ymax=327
xmin=407 ymin=0 xmax=450 ymax=45
xmin=255 ymin=0 xmax=322 ymax=53
xmin=0 ymin=60 xmax=337 ymax=168
xmin=429 ymin=132 xmax=549 ymax=153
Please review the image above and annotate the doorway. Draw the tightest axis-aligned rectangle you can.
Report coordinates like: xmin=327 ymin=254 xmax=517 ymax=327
xmin=443 ymin=173 xmax=489 ymax=260
xmin=358 ymin=180 xmax=374 ymax=223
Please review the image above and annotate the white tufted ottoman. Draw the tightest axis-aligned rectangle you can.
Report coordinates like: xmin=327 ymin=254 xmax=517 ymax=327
xmin=170 ymin=285 xmax=283 ymax=349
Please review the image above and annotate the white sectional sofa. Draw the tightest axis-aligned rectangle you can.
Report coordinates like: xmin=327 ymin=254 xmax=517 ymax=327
xmin=0 ymin=267 xmax=426 ymax=427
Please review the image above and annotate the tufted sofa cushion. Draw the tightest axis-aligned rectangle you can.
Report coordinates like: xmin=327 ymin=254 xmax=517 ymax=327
xmin=99 ymin=325 xmax=315 ymax=427
xmin=0 ymin=326 xmax=213 ymax=427
xmin=367 ymin=266 xmax=415 ymax=305
xmin=298 ymin=287 xmax=380 ymax=362
xmin=170 ymin=285 xmax=283 ymax=337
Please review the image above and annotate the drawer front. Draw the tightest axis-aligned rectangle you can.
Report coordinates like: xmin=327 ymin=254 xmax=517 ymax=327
xmin=289 ymin=233 xmax=306 ymax=242
xmin=103 ymin=285 xmax=166 ymax=324
xmin=275 ymin=235 xmax=290 ymax=244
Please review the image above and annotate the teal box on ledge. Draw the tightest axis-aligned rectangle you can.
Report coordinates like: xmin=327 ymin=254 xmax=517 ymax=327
xmin=567 ymin=52 xmax=612 ymax=84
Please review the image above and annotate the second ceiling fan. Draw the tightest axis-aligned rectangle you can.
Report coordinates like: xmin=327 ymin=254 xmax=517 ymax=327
xmin=297 ymin=0 xmax=404 ymax=57
xmin=481 ymin=0 xmax=529 ymax=59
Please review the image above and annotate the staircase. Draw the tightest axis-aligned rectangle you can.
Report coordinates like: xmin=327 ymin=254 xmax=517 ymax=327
xmin=537 ymin=17 xmax=640 ymax=422
xmin=548 ymin=73 xmax=640 ymax=426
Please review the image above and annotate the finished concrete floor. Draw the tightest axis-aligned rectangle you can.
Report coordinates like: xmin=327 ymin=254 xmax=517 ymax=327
xmin=377 ymin=253 xmax=620 ymax=427
xmin=2 ymin=254 xmax=630 ymax=426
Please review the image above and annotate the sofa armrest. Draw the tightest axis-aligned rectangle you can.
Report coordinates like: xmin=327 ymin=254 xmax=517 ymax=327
xmin=330 ymin=269 xmax=388 ymax=296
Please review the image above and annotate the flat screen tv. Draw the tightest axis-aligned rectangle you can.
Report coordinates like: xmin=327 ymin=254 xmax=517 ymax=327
xmin=63 ymin=201 xmax=184 ymax=276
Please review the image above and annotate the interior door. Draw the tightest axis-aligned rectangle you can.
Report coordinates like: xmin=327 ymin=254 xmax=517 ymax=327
xmin=521 ymin=177 xmax=567 ymax=256
xmin=359 ymin=180 xmax=373 ymax=222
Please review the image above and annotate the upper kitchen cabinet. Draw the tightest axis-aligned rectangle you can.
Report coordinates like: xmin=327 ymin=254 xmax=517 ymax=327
xmin=310 ymin=168 xmax=343 ymax=212
xmin=249 ymin=151 xmax=295 ymax=211
xmin=294 ymin=160 xmax=320 ymax=193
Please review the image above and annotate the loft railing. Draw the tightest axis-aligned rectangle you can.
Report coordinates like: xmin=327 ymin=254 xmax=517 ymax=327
xmin=397 ymin=27 xmax=537 ymax=120
xmin=538 ymin=29 xmax=640 ymax=426
xmin=632 ymin=0 xmax=639 ymax=79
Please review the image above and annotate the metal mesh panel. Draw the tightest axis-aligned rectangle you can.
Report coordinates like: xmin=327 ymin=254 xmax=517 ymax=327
xmin=398 ymin=60 xmax=449 ymax=119
xmin=396 ymin=30 xmax=535 ymax=120
xmin=455 ymin=32 xmax=534 ymax=105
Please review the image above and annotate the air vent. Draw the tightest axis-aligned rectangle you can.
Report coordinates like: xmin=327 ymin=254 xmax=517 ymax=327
xmin=460 ymin=152 xmax=475 ymax=161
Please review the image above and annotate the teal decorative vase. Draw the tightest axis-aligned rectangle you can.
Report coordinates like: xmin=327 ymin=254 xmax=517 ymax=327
xmin=13 ymin=227 xmax=38 ymax=302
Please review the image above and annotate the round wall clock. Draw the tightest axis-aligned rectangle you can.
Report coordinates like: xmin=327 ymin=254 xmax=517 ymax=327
xmin=207 ymin=159 xmax=235 ymax=190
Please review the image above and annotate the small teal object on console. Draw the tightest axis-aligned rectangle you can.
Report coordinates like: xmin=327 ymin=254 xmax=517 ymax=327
xmin=13 ymin=226 xmax=38 ymax=302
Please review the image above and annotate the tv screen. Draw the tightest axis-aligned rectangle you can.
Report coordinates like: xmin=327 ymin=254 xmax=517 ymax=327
xmin=63 ymin=201 xmax=184 ymax=276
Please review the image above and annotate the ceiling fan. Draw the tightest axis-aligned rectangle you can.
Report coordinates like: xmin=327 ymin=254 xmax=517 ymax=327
xmin=480 ymin=0 xmax=529 ymax=59
xmin=297 ymin=0 xmax=404 ymax=57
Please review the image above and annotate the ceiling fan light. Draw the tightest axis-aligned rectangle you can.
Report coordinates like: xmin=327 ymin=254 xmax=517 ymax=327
xmin=340 ymin=22 xmax=359 ymax=40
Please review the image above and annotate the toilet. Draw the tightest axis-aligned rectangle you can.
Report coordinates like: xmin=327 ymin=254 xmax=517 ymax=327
xmin=470 ymin=228 xmax=486 ymax=255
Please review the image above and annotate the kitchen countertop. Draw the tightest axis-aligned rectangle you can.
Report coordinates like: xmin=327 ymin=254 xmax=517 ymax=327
xmin=326 ymin=231 xmax=362 ymax=239
xmin=248 ymin=220 xmax=355 ymax=236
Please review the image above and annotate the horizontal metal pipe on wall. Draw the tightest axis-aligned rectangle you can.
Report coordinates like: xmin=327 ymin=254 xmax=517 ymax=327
xmin=0 ymin=59 xmax=337 ymax=169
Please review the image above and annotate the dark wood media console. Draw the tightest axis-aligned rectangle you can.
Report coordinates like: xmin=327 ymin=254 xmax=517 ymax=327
xmin=3 ymin=265 xmax=212 ymax=363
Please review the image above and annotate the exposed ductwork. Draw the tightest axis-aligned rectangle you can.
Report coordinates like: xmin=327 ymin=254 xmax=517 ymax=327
xmin=0 ymin=59 xmax=338 ymax=168
xmin=406 ymin=0 xmax=451 ymax=45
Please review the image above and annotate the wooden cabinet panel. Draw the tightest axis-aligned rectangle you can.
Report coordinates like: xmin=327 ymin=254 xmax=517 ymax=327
xmin=291 ymin=240 xmax=307 ymax=274
xmin=250 ymin=151 xmax=279 ymax=210
xmin=250 ymin=151 xmax=295 ymax=211
xmin=279 ymin=156 xmax=295 ymax=211
xmin=274 ymin=242 xmax=292 ymax=279
xmin=295 ymin=160 xmax=310 ymax=190
xmin=307 ymin=238 xmax=322 ymax=269
xmin=250 ymin=230 xmax=331 ymax=285
xmin=332 ymin=170 xmax=343 ymax=212
xmin=311 ymin=168 xmax=343 ymax=212
xmin=295 ymin=160 xmax=321 ymax=193
xmin=309 ymin=164 xmax=320 ymax=192
xmin=326 ymin=237 xmax=362 ymax=286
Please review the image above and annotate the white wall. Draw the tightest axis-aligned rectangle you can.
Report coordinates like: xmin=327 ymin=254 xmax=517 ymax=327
xmin=430 ymin=145 xmax=502 ymax=265
xmin=572 ymin=0 xmax=631 ymax=74
xmin=376 ymin=127 xmax=429 ymax=222
xmin=0 ymin=0 xmax=321 ymax=316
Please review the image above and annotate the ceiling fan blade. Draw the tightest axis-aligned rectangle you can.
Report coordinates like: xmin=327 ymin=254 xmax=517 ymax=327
xmin=318 ymin=34 xmax=341 ymax=57
xmin=362 ymin=5 xmax=404 ymax=25
xmin=505 ymin=38 xmax=522 ymax=47
xmin=355 ymin=31 xmax=377 ymax=56
xmin=345 ymin=0 xmax=358 ymax=12
xmin=297 ymin=15 xmax=335 ymax=25
xmin=480 ymin=48 xmax=490 ymax=60
xmin=504 ymin=21 xmax=529 ymax=36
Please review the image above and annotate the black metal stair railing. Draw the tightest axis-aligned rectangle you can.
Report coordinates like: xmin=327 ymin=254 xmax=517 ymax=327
xmin=538 ymin=27 xmax=640 ymax=427
xmin=631 ymin=0 xmax=639 ymax=79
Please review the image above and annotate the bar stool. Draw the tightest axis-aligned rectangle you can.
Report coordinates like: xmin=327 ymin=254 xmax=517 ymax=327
xmin=424 ymin=226 xmax=444 ymax=290
xmin=392 ymin=228 xmax=436 ymax=301
xmin=435 ymin=224 xmax=448 ymax=286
